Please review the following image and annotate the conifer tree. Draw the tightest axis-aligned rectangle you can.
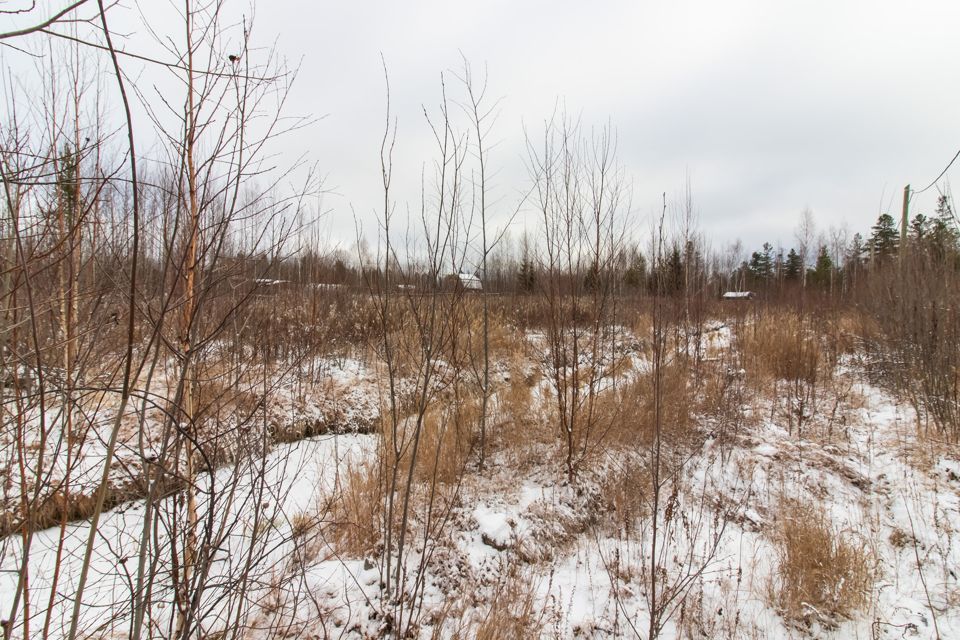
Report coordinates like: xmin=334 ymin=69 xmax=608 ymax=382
xmin=784 ymin=248 xmax=803 ymax=281
xmin=868 ymin=213 xmax=899 ymax=262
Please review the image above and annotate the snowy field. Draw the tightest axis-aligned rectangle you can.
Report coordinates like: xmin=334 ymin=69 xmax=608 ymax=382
xmin=1 ymin=330 xmax=959 ymax=639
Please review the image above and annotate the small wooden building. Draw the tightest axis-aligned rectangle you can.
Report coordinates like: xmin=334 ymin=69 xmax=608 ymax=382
xmin=441 ymin=273 xmax=482 ymax=292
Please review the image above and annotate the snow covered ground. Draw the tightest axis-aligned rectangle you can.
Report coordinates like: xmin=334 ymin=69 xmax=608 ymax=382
xmin=0 ymin=433 xmax=372 ymax=639
xmin=1 ymin=330 xmax=959 ymax=638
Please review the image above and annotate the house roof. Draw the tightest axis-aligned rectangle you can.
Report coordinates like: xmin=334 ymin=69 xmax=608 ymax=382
xmin=452 ymin=273 xmax=482 ymax=289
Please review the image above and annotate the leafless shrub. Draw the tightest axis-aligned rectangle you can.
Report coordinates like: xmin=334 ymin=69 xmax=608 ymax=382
xmin=860 ymin=255 xmax=960 ymax=441
xmin=525 ymin=114 xmax=626 ymax=482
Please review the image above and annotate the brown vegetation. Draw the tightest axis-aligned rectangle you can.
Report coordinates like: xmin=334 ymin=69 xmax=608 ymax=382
xmin=771 ymin=500 xmax=875 ymax=625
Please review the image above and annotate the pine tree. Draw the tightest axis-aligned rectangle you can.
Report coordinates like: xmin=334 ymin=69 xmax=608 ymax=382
xmin=808 ymin=245 xmax=833 ymax=288
xmin=910 ymin=213 xmax=930 ymax=242
xmin=931 ymin=195 xmax=959 ymax=260
xmin=849 ymin=232 xmax=866 ymax=263
xmin=784 ymin=248 xmax=803 ymax=281
xmin=517 ymin=257 xmax=536 ymax=292
xmin=748 ymin=242 xmax=774 ymax=283
xmin=623 ymin=249 xmax=646 ymax=289
xmin=665 ymin=245 xmax=684 ymax=293
xmin=843 ymin=233 xmax=866 ymax=287
xmin=868 ymin=213 xmax=899 ymax=262
xmin=57 ymin=143 xmax=80 ymax=214
xmin=583 ymin=262 xmax=601 ymax=292
xmin=517 ymin=233 xmax=537 ymax=292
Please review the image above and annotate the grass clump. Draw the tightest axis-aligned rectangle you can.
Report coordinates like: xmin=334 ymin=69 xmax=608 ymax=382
xmin=771 ymin=500 xmax=874 ymax=625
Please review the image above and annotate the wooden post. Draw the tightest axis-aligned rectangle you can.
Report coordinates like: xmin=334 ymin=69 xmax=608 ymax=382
xmin=901 ymin=184 xmax=910 ymax=250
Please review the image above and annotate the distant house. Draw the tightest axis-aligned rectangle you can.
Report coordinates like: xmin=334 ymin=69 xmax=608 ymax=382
xmin=721 ymin=291 xmax=754 ymax=300
xmin=311 ymin=282 xmax=345 ymax=292
xmin=253 ymin=278 xmax=293 ymax=295
xmin=441 ymin=272 xmax=482 ymax=292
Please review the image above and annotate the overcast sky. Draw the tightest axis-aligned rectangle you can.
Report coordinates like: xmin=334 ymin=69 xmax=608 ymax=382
xmin=256 ymin=0 xmax=960 ymax=254
xmin=6 ymin=0 xmax=960 ymax=258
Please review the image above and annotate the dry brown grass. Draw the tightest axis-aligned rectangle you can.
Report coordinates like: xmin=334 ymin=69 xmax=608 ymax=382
xmin=602 ymin=456 xmax=651 ymax=532
xmin=771 ymin=500 xmax=875 ymax=624
xmin=332 ymin=460 xmax=382 ymax=556
xmin=380 ymin=389 xmax=478 ymax=486
xmin=333 ymin=388 xmax=478 ymax=556
xmin=494 ymin=369 xmax=552 ymax=458
xmin=738 ymin=311 xmax=823 ymax=388
xmin=376 ymin=295 xmax=524 ymax=379
xmin=0 ymin=473 xmax=181 ymax=539
xmin=824 ymin=310 xmax=867 ymax=358
xmin=632 ymin=312 xmax=653 ymax=347
xmin=417 ymin=393 xmax=477 ymax=484
xmin=456 ymin=298 xmax=526 ymax=366
xmin=289 ymin=512 xmax=318 ymax=539
xmin=599 ymin=351 xmax=634 ymax=382
xmin=470 ymin=568 xmax=544 ymax=640
xmin=593 ymin=361 xmax=694 ymax=450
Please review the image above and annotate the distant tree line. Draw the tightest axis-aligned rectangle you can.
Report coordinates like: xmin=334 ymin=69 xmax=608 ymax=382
xmin=260 ymin=193 xmax=958 ymax=304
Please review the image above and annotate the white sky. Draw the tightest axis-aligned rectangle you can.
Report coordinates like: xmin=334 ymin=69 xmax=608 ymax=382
xmin=3 ymin=0 xmax=960 ymax=258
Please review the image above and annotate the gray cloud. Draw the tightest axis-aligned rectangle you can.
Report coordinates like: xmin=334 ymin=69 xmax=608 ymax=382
xmin=6 ymin=0 xmax=959 ymax=256
xmin=254 ymin=0 xmax=960 ymax=253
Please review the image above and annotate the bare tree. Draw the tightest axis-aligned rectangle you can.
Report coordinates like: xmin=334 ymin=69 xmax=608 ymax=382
xmin=795 ymin=207 xmax=816 ymax=291
xmin=524 ymin=112 xmax=624 ymax=481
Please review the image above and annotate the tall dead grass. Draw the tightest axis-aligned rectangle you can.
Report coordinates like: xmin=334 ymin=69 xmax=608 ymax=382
xmin=377 ymin=296 xmax=524 ymax=378
xmin=593 ymin=361 xmax=694 ymax=450
xmin=493 ymin=364 xmax=554 ymax=464
xmin=736 ymin=309 xmax=854 ymax=435
xmin=333 ymin=388 xmax=478 ymax=557
xmin=470 ymin=569 xmax=544 ymax=640
xmin=771 ymin=500 xmax=874 ymax=624
xmin=381 ymin=390 xmax=478 ymax=485
xmin=333 ymin=460 xmax=382 ymax=556
xmin=738 ymin=312 xmax=822 ymax=387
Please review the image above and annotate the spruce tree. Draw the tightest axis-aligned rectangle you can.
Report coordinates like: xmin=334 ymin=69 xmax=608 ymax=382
xmin=517 ymin=257 xmax=536 ymax=292
xmin=784 ymin=248 xmax=803 ymax=281
xmin=808 ymin=245 xmax=833 ymax=288
xmin=931 ymin=195 xmax=959 ymax=259
xmin=748 ymin=242 xmax=774 ymax=284
xmin=868 ymin=213 xmax=899 ymax=262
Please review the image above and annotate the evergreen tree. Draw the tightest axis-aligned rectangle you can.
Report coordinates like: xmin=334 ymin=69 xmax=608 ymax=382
xmin=843 ymin=232 xmax=866 ymax=286
xmin=57 ymin=143 xmax=80 ymax=214
xmin=583 ymin=262 xmax=601 ymax=292
xmin=623 ymin=249 xmax=646 ymax=289
xmin=784 ymin=248 xmax=803 ymax=281
xmin=848 ymin=232 xmax=866 ymax=264
xmin=517 ymin=233 xmax=537 ymax=292
xmin=808 ymin=245 xmax=833 ymax=288
xmin=517 ymin=257 xmax=536 ymax=292
xmin=748 ymin=242 xmax=774 ymax=283
xmin=333 ymin=259 xmax=348 ymax=283
xmin=868 ymin=213 xmax=899 ymax=262
xmin=935 ymin=194 xmax=955 ymax=227
xmin=665 ymin=245 xmax=684 ymax=293
xmin=931 ymin=195 xmax=959 ymax=260
xmin=910 ymin=213 xmax=930 ymax=242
